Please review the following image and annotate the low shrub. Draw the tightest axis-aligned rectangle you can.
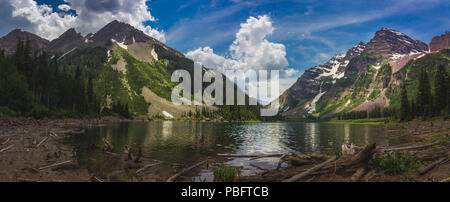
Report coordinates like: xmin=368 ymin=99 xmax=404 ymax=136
xmin=371 ymin=152 xmax=419 ymax=175
xmin=213 ymin=165 xmax=236 ymax=182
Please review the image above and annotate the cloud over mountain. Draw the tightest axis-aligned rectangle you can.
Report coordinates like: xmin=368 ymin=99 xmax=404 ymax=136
xmin=186 ymin=15 xmax=295 ymax=103
xmin=0 ymin=0 xmax=165 ymax=42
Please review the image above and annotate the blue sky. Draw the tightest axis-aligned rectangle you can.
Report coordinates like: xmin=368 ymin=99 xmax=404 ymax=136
xmin=2 ymin=0 xmax=449 ymax=99
xmin=25 ymin=0 xmax=449 ymax=72
xmin=147 ymin=0 xmax=449 ymax=70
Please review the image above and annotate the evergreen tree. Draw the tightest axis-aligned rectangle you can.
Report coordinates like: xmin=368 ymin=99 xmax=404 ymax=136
xmin=417 ymin=68 xmax=431 ymax=117
xmin=434 ymin=64 xmax=448 ymax=115
xmin=400 ymin=82 xmax=411 ymax=121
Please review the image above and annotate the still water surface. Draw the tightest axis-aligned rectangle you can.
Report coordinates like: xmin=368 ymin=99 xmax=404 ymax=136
xmin=67 ymin=122 xmax=388 ymax=180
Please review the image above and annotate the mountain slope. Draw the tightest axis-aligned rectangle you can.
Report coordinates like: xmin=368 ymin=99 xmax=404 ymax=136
xmin=277 ymin=28 xmax=442 ymax=119
xmin=0 ymin=29 xmax=50 ymax=55
xmin=47 ymin=28 xmax=84 ymax=54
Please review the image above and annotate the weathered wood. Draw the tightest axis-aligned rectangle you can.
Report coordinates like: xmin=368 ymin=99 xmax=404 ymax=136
xmin=38 ymin=160 xmax=72 ymax=170
xmin=350 ymin=168 xmax=366 ymax=182
xmin=17 ymin=178 xmax=38 ymax=182
xmin=36 ymin=137 xmax=49 ymax=148
xmin=362 ymin=170 xmax=376 ymax=182
xmin=103 ymin=138 xmax=113 ymax=152
xmin=1 ymin=138 xmax=10 ymax=145
xmin=250 ymin=163 xmax=270 ymax=172
xmin=135 ymin=162 xmax=162 ymax=175
xmin=419 ymin=157 xmax=446 ymax=175
xmin=276 ymin=154 xmax=286 ymax=171
xmin=250 ymin=154 xmax=286 ymax=160
xmin=167 ymin=160 xmax=208 ymax=182
xmin=93 ymin=176 xmax=104 ymax=182
xmin=380 ymin=143 xmax=439 ymax=152
xmin=348 ymin=143 xmax=376 ymax=166
xmin=0 ymin=144 xmax=14 ymax=153
xmin=217 ymin=153 xmax=284 ymax=158
xmin=282 ymin=156 xmax=337 ymax=182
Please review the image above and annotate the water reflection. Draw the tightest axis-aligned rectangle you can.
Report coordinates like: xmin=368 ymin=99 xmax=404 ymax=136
xmin=66 ymin=122 xmax=387 ymax=179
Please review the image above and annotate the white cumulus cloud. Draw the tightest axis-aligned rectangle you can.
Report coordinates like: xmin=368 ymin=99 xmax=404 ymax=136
xmin=3 ymin=0 xmax=165 ymax=42
xmin=186 ymin=15 xmax=296 ymax=103
xmin=187 ymin=15 xmax=288 ymax=72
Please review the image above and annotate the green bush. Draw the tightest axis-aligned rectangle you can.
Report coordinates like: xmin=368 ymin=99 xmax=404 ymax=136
xmin=0 ymin=106 xmax=18 ymax=117
xmin=213 ymin=165 xmax=236 ymax=182
xmin=371 ymin=152 xmax=419 ymax=175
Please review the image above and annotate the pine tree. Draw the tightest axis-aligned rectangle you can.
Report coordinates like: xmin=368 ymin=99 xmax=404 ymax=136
xmin=434 ymin=64 xmax=448 ymax=115
xmin=400 ymin=82 xmax=410 ymax=121
xmin=417 ymin=68 xmax=431 ymax=117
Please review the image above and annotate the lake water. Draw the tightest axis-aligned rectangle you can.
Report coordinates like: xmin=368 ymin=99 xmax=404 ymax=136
xmin=66 ymin=121 xmax=388 ymax=181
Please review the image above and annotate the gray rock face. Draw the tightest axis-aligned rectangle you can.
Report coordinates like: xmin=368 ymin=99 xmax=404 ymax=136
xmin=364 ymin=28 xmax=428 ymax=58
xmin=279 ymin=42 xmax=366 ymax=115
xmin=0 ymin=29 xmax=50 ymax=55
xmin=47 ymin=28 xmax=84 ymax=54
xmin=91 ymin=20 xmax=157 ymax=46
xmin=278 ymin=28 xmax=430 ymax=117
xmin=429 ymin=32 xmax=450 ymax=52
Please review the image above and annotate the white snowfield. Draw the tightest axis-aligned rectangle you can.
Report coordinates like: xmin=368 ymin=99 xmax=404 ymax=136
xmin=111 ymin=38 xmax=128 ymax=50
xmin=151 ymin=48 xmax=159 ymax=61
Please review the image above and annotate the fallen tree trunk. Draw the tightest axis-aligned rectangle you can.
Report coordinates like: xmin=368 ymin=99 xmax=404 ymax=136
xmin=135 ymin=162 xmax=162 ymax=175
xmin=38 ymin=160 xmax=72 ymax=170
xmin=217 ymin=153 xmax=284 ymax=158
xmin=380 ymin=143 xmax=439 ymax=152
xmin=282 ymin=156 xmax=337 ymax=182
xmin=362 ymin=170 xmax=377 ymax=182
xmin=0 ymin=144 xmax=14 ymax=153
xmin=1 ymin=138 xmax=10 ymax=145
xmin=167 ymin=160 xmax=208 ymax=182
xmin=36 ymin=137 xmax=49 ymax=148
xmin=347 ymin=143 xmax=376 ymax=166
xmin=419 ymin=157 xmax=446 ymax=175
xmin=350 ymin=168 xmax=366 ymax=182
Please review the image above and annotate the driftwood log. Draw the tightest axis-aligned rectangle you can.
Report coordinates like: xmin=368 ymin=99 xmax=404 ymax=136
xmin=167 ymin=160 xmax=208 ymax=182
xmin=103 ymin=138 xmax=113 ymax=152
xmin=0 ymin=144 xmax=14 ymax=153
xmin=38 ymin=160 xmax=72 ymax=170
xmin=217 ymin=153 xmax=284 ymax=158
xmin=135 ymin=162 xmax=162 ymax=175
xmin=418 ymin=157 xmax=447 ymax=175
xmin=282 ymin=156 xmax=338 ymax=182
xmin=350 ymin=168 xmax=366 ymax=182
xmin=379 ymin=143 xmax=438 ymax=152
xmin=36 ymin=137 xmax=49 ymax=148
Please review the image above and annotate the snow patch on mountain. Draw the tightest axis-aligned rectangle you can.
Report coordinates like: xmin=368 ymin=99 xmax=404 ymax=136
xmin=304 ymin=82 xmax=326 ymax=113
xmin=111 ymin=39 xmax=128 ymax=50
xmin=151 ymin=48 xmax=159 ymax=61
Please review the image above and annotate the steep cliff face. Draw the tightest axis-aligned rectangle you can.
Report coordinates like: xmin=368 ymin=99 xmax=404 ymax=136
xmin=429 ymin=32 xmax=450 ymax=52
xmin=277 ymin=28 xmax=437 ymax=119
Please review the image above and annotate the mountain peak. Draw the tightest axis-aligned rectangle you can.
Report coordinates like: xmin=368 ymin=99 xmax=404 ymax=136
xmin=47 ymin=28 xmax=84 ymax=53
xmin=91 ymin=20 xmax=157 ymax=46
xmin=0 ymin=29 xmax=49 ymax=55
xmin=429 ymin=31 xmax=450 ymax=52
xmin=365 ymin=27 xmax=428 ymax=58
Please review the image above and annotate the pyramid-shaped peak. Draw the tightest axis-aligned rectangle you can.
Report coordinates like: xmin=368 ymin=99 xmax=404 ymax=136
xmin=91 ymin=20 xmax=157 ymax=45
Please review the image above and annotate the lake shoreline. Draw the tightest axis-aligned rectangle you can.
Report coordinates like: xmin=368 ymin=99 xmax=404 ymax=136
xmin=0 ymin=116 xmax=448 ymax=182
xmin=0 ymin=116 xmax=134 ymax=182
